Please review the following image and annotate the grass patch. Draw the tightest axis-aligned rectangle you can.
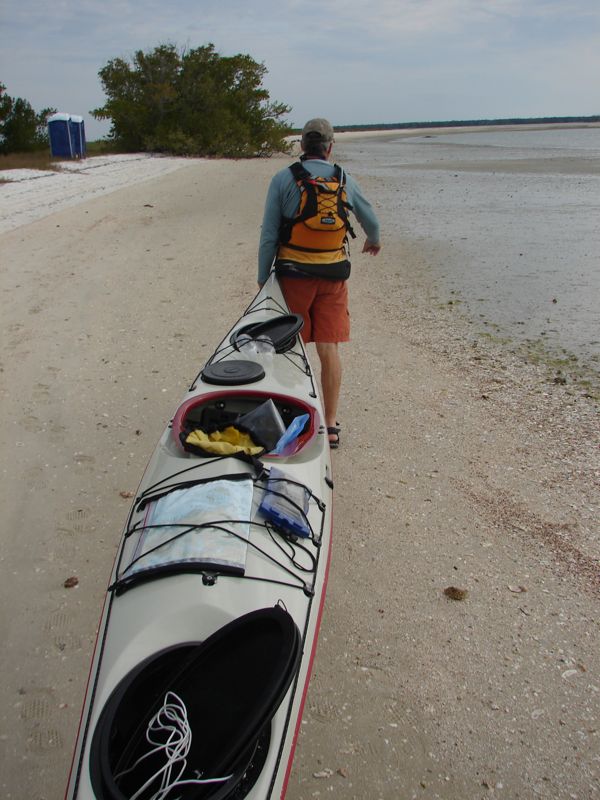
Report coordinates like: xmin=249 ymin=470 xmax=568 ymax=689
xmin=520 ymin=339 xmax=600 ymax=399
xmin=0 ymin=150 xmax=64 ymax=174
xmin=477 ymin=330 xmax=512 ymax=346
xmin=0 ymin=140 xmax=125 ymax=178
xmin=473 ymin=328 xmax=599 ymax=401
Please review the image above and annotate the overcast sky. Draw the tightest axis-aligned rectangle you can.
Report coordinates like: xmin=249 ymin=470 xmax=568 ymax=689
xmin=1 ymin=0 xmax=599 ymax=140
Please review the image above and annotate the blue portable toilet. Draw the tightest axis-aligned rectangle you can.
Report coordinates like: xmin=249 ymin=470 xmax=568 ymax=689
xmin=69 ymin=115 xmax=86 ymax=158
xmin=48 ymin=113 xmax=74 ymax=158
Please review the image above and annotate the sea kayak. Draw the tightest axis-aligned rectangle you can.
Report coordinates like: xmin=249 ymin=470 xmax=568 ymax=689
xmin=65 ymin=274 xmax=333 ymax=800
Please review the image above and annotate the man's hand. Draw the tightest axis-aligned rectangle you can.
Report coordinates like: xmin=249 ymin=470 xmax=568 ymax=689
xmin=362 ymin=240 xmax=381 ymax=256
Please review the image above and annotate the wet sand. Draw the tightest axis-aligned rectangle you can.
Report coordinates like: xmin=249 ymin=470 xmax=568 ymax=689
xmin=0 ymin=147 xmax=598 ymax=799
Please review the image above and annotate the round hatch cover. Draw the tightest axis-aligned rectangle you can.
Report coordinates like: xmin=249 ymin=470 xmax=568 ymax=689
xmin=201 ymin=360 xmax=265 ymax=385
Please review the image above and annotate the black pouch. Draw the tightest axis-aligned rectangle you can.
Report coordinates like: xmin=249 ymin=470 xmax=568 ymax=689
xmin=235 ymin=399 xmax=286 ymax=451
xmin=275 ymin=259 xmax=351 ymax=281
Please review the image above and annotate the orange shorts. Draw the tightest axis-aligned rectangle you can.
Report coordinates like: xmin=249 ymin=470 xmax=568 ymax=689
xmin=278 ymin=276 xmax=350 ymax=343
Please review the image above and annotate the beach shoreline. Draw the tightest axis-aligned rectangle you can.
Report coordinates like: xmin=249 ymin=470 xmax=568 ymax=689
xmin=310 ymin=120 xmax=600 ymax=142
xmin=3 ymin=121 xmax=600 ymax=235
xmin=0 ymin=153 xmax=598 ymax=798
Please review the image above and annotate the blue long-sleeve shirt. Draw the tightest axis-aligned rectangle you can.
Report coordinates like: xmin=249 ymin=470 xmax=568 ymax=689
xmin=258 ymin=158 xmax=381 ymax=284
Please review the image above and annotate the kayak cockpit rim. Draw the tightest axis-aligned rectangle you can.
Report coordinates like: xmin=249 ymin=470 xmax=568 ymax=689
xmin=171 ymin=389 xmax=320 ymax=458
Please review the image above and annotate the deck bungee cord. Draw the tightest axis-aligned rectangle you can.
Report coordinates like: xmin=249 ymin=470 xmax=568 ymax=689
xmin=127 ymin=457 xmax=325 ymax=546
xmin=113 ymin=509 xmax=321 ymax=597
xmin=114 ymin=457 xmax=326 ymax=595
xmin=132 ymin=454 xmax=265 ymax=512
xmin=132 ymin=461 xmax=325 ymax=525
xmin=241 ymin=288 xmax=289 ymax=319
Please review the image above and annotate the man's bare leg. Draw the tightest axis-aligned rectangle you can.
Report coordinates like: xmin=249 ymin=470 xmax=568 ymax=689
xmin=315 ymin=342 xmax=342 ymax=444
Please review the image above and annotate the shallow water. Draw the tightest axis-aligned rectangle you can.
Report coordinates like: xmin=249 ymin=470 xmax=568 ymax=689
xmin=337 ymin=127 xmax=600 ymax=371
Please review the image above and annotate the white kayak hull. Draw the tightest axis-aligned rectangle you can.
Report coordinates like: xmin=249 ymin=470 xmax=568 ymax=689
xmin=65 ymin=275 xmax=333 ymax=800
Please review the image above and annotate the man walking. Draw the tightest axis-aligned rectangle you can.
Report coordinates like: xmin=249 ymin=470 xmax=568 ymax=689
xmin=258 ymin=118 xmax=381 ymax=448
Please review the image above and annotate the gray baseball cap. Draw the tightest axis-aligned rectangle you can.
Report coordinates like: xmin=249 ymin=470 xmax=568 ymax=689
xmin=301 ymin=118 xmax=335 ymax=145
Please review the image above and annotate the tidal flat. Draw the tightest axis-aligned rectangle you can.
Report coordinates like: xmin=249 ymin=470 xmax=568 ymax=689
xmin=336 ymin=124 xmax=600 ymax=389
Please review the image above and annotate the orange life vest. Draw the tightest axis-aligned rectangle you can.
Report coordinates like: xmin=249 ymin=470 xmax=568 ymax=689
xmin=276 ymin=162 xmax=356 ymax=273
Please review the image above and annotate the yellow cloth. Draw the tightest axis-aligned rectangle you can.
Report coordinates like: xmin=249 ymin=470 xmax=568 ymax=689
xmin=185 ymin=426 xmax=263 ymax=456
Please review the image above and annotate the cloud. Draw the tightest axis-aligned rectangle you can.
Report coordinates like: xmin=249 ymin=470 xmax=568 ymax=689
xmin=1 ymin=0 xmax=599 ymax=138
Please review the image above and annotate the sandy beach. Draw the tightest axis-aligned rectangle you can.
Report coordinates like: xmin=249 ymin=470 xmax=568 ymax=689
xmin=0 ymin=143 xmax=598 ymax=799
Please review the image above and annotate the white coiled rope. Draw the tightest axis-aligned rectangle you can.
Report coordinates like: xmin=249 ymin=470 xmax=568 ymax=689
xmin=115 ymin=691 xmax=232 ymax=800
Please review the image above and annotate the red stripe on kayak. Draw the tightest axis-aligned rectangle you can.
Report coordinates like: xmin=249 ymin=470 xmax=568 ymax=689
xmin=64 ymin=590 xmax=109 ymax=799
xmin=279 ymin=507 xmax=334 ymax=798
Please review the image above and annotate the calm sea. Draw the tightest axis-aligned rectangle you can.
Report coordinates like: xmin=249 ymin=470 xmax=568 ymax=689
xmin=336 ymin=127 xmax=600 ymax=372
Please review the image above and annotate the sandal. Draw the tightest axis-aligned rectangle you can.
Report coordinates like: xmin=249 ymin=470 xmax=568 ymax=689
xmin=327 ymin=426 xmax=341 ymax=449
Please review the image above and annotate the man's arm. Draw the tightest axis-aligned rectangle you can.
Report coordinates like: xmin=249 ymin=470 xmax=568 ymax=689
xmin=258 ymin=177 xmax=283 ymax=284
xmin=346 ymin=175 xmax=381 ymax=255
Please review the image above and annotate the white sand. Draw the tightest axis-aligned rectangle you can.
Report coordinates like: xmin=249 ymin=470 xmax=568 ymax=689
xmin=0 ymin=153 xmax=201 ymax=234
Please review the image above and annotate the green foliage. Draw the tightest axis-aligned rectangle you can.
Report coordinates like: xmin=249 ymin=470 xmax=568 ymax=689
xmin=0 ymin=83 xmax=55 ymax=154
xmin=85 ymin=138 xmax=123 ymax=156
xmin=92 ymin=44 xmax=292 ymax=157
